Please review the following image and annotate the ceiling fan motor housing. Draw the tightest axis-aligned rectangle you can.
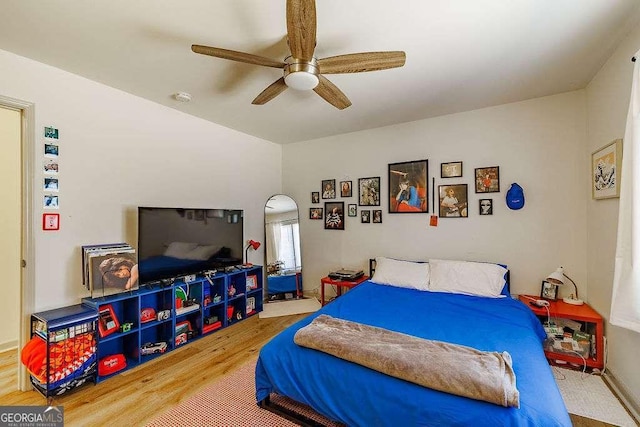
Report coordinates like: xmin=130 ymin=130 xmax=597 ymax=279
xmin=284 ymin=56 xmax=319 ymax=90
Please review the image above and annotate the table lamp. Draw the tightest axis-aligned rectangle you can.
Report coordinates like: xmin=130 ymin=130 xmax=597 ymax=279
xmin=545 ymin=267 xmax=583 ymax=305
xmin=244 ymin=239 xmax=261 ymax=266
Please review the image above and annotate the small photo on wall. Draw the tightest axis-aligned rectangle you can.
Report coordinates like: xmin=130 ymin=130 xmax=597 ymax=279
xmin=438 ymin=184 xmax=468 ymax=218
xmin=44 ymin=126 xmax=59 ymax=139
xmin=324 ymin=202 xmax=344 ymax=230
xmin=340 ymin=181 xmax=352 ymax=197
xmin=322 ymin=179 xmax=336 ymax=199
xmin=43 ymin=159 xmax=59 ymax=175
xmin=373 ymin=210 xmax=382 ymax=223
xmin=479 ymin=199 xmax=493 ymax=215
xmin=475 ymin=166 xmax=500 ymax=193
xmin=311 ymin=192 xmax=320 ymax=204
xmin=361 ymin=210 xmax=371 ymax=223
xmin=44 ymin=143 xmax=59 ymax=157
xmin=44 ymin=194 xmax=59 ymax=209
xmin=347 ymin=204 xmax=357 ymax=217
xmin=44 ymin=177 xmax=59 ymax=192
xmin=310 ymin=207 xmax=323 ymax=219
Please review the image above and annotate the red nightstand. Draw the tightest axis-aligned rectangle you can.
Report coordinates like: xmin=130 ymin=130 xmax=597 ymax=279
xmin=320 ymin=275 xmax=369 ymax=306
xmin=519 ymin=295 xmax=604 ymax=370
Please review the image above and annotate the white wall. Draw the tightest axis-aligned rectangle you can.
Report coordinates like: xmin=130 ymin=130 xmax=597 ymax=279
xmin=0 ymin=107 xmax=21 ymax=348
xmin=0 ymin=49 xmax=282 ymax=311
xmin=283 ymin=91 xmax=588 ymax=299
xmin=586 ymin=21 xmax=640 ymax=409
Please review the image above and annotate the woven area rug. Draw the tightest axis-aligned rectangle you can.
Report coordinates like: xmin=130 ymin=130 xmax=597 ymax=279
xmin=146 ymin=358 xmax=341 ymax=427
xmin=554 ymin=367 xmax=637 ymax=426
xmin=259 ymin=297 xmax=321 ymax=319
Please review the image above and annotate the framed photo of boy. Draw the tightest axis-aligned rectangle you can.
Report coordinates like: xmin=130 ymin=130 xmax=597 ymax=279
xmin=475 ymin=166 xmax=500 ymax=193
xmin=438 ymin=184 xmax=468 ymax=218
xmin=358 ymin=177 xmax=380 ymax=206
xmin=388 ymin=159 xmax=428 ymax=213
xmin=441 ymin=161 xmax=463 ymax=178
xmin=324 ymin=202 xmax=344 ymax=230
xmin=592 ymin=139 xmax=622 ymax=199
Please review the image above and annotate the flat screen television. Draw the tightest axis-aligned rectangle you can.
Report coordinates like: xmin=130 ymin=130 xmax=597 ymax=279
xmin=137 ymin=207 xmax=244 ymax=284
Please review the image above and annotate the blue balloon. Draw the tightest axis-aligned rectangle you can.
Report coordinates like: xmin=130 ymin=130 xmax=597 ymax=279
xmin=506 ymin=183 xmax=525 ymax=210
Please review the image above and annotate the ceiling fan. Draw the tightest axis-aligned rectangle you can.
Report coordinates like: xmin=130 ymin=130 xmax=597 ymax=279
xmin=191 ymin=0 xmax=406 ymax=110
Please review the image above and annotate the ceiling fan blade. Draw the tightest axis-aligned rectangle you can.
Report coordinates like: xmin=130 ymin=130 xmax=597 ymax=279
xmin=318 ymin=51 xmax=406 ymax=74
xmin=252 ymin=78 xmax=288 ymax=105
xmin=313 ymin=75 xmax=351 ymax=110
xmin=286 ymin=0 xmax=317 ymax=61
xmin=192 ymin=45 xmax=285 ymax=69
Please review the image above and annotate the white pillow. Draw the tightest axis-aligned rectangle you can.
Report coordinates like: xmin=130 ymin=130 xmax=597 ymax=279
xmin=186 ymin=245 xmax=221 ymax=261
xmin=164 ymin=242 xmax=198 ymax=259
xmin=371 ymin=257 xmax=430 ymax=291
xmin=428 ymin=259 xmax=507 ymax=298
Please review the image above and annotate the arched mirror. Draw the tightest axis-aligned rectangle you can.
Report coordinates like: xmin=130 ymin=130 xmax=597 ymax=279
xmin=264 ymin=195 xmax=302 ymax=301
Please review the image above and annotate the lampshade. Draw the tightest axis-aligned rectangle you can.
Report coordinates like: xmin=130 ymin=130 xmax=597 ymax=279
xmin=243 ymin=239 xmax=261 ymax=266
xmin=545 ymin=266 xmax=583 ymax=305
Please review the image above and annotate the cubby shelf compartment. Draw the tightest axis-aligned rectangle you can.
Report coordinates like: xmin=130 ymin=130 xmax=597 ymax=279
xmin=81 ymin=265 xmax=263 ymax=383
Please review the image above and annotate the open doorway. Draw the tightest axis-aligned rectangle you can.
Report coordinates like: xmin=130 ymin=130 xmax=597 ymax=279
xmin=0 ymin=95 xmax=35 ymax=391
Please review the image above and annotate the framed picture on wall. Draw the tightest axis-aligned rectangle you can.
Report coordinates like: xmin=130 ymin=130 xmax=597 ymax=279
xmin=348 ymin=204 xmax=357 ymax=217
xmin=322 ymin=179 xmax=336 ymax=199
xmin=388 ymin=159 xmax=428 ymax=213
xmin=441 ymin=161 xmax=463 ymax=178
xmin=475 ymin=166 xmax=500 ymax=193
xmin=311 ymin=192 xmax=320 ymax=203
xmin=361 ymin=210 xmax=371 ymax=223
xmin=438 ymin=184 xmax=468 ymax=218
xmin=592 ymin=138 xmax=622 ymax=199
xmin=372 ymin=210 xmax=382 ymax=223
xmin=340 ymin=181 xmax=352 ymax=197
xmin=358 ymin=177 xmax=380 ymax=206
xmin=310 ymin=208 xmax=323 ymax=219
xmin=324 ymin=202 xmax=344 ymax=230
xmin=479 ymin=199 xmax=493 ymax=215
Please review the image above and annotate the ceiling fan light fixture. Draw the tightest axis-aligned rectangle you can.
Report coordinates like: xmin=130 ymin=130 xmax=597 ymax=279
xmin=284 ymin=56 xmax=319 ymax=90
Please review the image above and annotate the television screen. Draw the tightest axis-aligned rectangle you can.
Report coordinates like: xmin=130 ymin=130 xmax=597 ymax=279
xmin=137 ymin=207 xmax=244 ymax=284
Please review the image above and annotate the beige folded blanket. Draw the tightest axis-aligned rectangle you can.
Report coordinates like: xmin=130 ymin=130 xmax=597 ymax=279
xmin=294 ymin=314 xmax=519 ymax=407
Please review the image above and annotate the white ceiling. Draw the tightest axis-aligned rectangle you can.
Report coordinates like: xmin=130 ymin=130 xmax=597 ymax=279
xmin=2 ymin=1 xmax=639 ymax=144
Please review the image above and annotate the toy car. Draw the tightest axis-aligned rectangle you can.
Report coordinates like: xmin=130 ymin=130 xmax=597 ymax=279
xmin=140 ymin=341 xmax=167 ymax=356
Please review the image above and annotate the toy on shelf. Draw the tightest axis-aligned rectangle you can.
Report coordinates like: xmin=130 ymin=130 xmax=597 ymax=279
xmin=140 ymin=342 xmax=167 ymax=356
xmin=98 ymin=305 xmax=119 ymax=338
xmin=98 ymin=353 xmax=126 ymax=376
xmin=140 ymin=308 xmax=156 ymax=323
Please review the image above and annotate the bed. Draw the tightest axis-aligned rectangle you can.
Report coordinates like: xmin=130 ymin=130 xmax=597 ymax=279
xmin=255 ymin=258 xmax=571 ymax=426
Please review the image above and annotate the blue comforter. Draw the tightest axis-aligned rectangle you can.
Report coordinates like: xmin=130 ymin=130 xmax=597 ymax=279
xmin=256 ymin=281 xmax=571 ymax=426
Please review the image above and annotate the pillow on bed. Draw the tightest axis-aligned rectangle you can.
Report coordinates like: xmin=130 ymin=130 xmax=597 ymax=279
xmin=428 ymin=259 xmax=507 ymax=298
xmin=164 ymin=242 xmax=198 ymax=259
xmin=186 ymin=244 xmax=221 ymax=261
xmin=371 ymin=257 xmax=430 ymax=291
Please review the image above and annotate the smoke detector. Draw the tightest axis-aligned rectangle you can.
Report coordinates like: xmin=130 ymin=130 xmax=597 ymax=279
xmin=173 ymin=92 xmax=192 ymax=102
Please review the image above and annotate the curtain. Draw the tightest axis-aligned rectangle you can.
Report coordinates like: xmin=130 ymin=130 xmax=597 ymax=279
xmin=266 ymin=222 xmax=282 ymax=266
xmin=610 ymin=52 xmax=640 ymax=333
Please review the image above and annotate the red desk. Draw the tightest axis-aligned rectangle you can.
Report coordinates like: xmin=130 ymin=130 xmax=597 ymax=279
xmin=320 ymin=275 xmax=369 ymax=306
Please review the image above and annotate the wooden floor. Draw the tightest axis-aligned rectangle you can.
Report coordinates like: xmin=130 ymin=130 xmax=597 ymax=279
xmin=0 ymin=313 xmax=621 ymax=427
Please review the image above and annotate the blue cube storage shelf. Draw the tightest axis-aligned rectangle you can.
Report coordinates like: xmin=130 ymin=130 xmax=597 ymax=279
xmin=81 ymin=266 xmax=263 ymax=382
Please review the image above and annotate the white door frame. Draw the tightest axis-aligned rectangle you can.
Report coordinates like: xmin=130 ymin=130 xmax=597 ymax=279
xmin=1 ymin=95 xmax=35 ymax=391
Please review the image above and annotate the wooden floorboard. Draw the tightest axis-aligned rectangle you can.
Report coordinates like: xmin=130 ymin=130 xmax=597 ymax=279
xmin=0 ymin=313 xmax=621 ymax=427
